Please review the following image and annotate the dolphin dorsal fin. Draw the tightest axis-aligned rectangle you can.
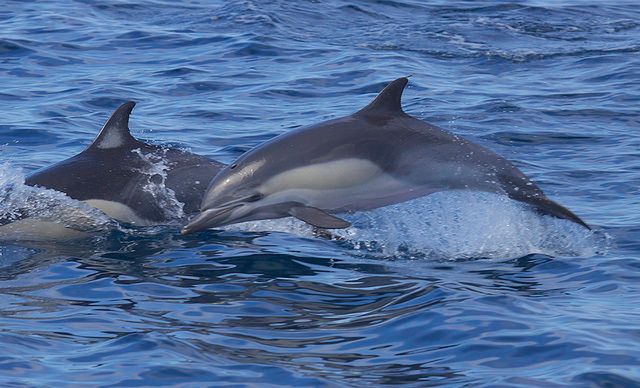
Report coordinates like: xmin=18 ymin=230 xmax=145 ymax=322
xmin=357 ymin=77 xmax=409 ymax=116
xmin=87 ymin=101 xmax=139 ymax=150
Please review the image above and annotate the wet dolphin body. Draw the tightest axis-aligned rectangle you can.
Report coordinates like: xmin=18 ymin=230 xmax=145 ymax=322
xmin=22 ymin=102 xmax=225 ymax=226
xmin=182 ymin=77 xmax=588 ymax=234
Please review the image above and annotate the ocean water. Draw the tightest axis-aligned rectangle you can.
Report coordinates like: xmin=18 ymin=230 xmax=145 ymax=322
xmin=1 ymin=1 xmax=639 ymax=386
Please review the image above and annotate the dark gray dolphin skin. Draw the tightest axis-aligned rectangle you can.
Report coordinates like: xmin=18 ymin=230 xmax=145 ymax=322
xmin=182 ymin=77 xmax=588 ymax=234
xmin=25 ymin=102 xmax=225 ymax=225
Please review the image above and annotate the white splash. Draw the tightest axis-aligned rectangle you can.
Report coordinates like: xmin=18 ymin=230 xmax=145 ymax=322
xmin=226 ymin=191 xmax=608 ymax=260
xmin=132 ymin=148 xmax=185 ymax=221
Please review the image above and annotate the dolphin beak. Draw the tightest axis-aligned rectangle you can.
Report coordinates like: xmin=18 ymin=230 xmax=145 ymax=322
xmin=181 ymin=205 xmax=239 ymax=235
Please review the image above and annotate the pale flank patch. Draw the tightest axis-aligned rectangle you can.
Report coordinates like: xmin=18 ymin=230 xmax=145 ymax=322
xmin=84 ymin=199 xmax=152 ymax=226
xmin=262 ymin=158 xmax=382 ymax=192
xmin=0 ymin=219 xmax=90 ymax=241
xmin=95 ymin=129 xmax=124 ymax=149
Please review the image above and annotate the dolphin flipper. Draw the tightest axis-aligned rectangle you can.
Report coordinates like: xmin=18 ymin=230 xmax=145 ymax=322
xmin=289 ymin=206 xmax=351 ymax=229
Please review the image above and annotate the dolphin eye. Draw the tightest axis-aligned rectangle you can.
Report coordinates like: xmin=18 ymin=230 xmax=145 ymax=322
xmin=247 ymin=193 xmax=263 ymax=202
xmin=230 ymin=164 xmax=238 ymax=170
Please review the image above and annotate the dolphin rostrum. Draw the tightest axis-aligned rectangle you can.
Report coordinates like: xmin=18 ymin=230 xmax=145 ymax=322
xmin=24 ymin=102 xmax=225 ymax=226
xmin=182 ymin=77 xmax=588 ymax=234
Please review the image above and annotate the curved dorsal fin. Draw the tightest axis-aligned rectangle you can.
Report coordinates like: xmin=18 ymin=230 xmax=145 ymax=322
xmin=87 ymin=101 xmax=139 ymax=150
xmin=357 ymin=77 xmax=409 ymax=116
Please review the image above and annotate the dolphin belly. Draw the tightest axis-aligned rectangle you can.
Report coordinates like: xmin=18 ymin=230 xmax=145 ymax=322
xmin=261 ymin=158 xmax=383 ymax=193
xmin=0 ymin=219 xmax=92 ymax=241
xmin=261 ymin=164 xmax=431 ymax=213
xmin=83 ymin=199 xmax=153 ymax=226
xmin=0 ymin=199 xmax=153 ymax=241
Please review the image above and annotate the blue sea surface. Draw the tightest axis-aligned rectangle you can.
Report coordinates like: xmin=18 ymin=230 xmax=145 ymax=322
xmin=1 ymin=1 xmax=639 ymax=386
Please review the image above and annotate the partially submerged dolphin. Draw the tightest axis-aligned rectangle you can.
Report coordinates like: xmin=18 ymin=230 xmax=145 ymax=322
xmin=182 ymin=77 xmax=588 ymax=234
xmin=23 ymin=102 xmax=224 ymax=226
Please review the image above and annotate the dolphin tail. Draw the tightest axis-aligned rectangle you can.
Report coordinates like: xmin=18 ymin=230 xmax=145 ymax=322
xmin=523 ymin=195 xmax=590 ymax=230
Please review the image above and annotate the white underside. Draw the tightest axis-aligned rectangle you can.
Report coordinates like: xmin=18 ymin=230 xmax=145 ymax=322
xmin=262 ymin=158 xmax=382 ymax=192
xmin=260 ymin=158 xmax=414 ymax=210
xmin=265 ymin=173 xmax=412 ymax=211
xmin=0 ymin=199 xmax=152 ymax=241
xmin=0 ymin=219 xmax=91 ymax=241
xmin=226 ymin=158 xmax=420 ymax=222
xmin=84 ymin=199 xmax=152 ymax=226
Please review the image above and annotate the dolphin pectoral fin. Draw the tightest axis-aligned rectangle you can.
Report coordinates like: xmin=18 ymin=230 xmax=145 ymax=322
xmin=289 ymin=206 xmax=351 ymax=229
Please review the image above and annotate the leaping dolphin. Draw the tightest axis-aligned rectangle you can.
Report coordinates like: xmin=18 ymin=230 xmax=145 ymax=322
xmin=23 ymin=102 xmax=225 ymax=226
xmin=182 ymin=77 xmax=588 ymax=234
